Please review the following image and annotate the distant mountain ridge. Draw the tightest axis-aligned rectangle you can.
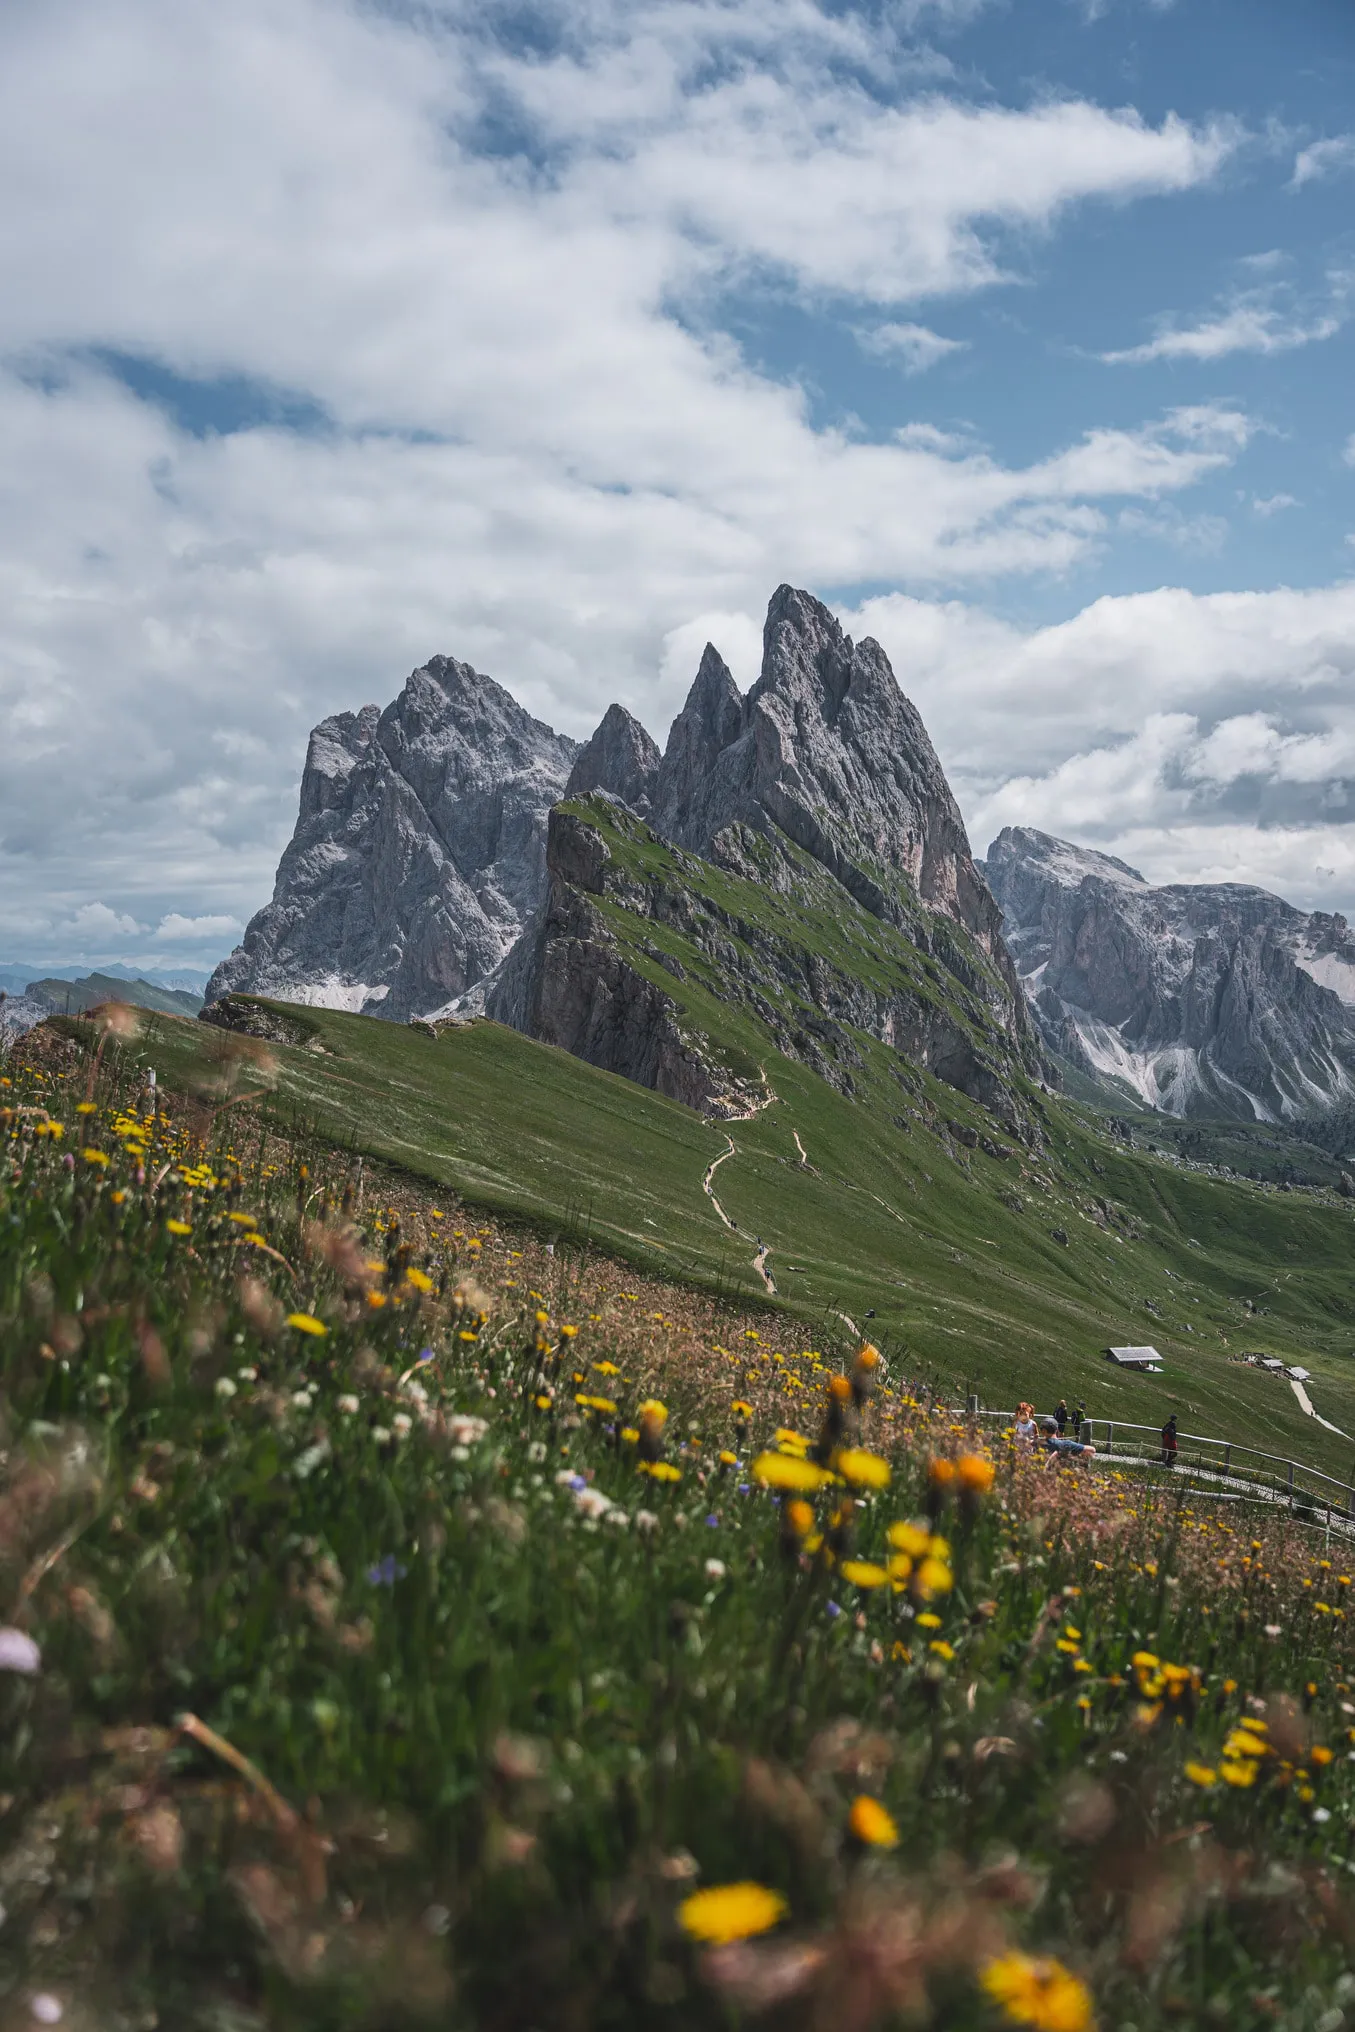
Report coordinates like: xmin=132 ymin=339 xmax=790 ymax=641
xmin=984 ymin=825 xmax=1355 ymax=1124
xmin=208 ymin=586 xmax=1040 ymax=1123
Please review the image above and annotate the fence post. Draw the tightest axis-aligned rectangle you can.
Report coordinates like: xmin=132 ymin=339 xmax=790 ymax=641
xmin=1289 ymin=1460 xmax=1295 ymax=1510
xmin=1223 ymin=1444 xmax=1231 ymax=1477
xmin=1108 ymin=1422 xmax=1115 ymax=1454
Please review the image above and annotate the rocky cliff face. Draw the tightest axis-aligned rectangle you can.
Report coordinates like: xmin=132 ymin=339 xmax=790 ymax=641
xmin=564 ymin=703 xmax=660 ymax=815
xmin=487 ymin=587 xmax=1040 ymax=1122
xmin=652 ymin=587 xmax=1012 ymax=982
xmin=205 ymin=660 xmax=577 ymax=1021
xmin=210 ymin=586 xmax=1039 ymax=1127
xmin=985 ymin=825 xmax=1355 ymax=1121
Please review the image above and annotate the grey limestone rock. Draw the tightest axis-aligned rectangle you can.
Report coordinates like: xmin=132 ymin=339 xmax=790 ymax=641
xmin=206 ymin=659 xmax=578 ymax=1021
xmin=652 ymin=587 xmax=1012 ymax=986
xmin=563 ymin=703 xmax=660 ymax=814
xmin=985 ymin=825 xmax=1355 ymax=1121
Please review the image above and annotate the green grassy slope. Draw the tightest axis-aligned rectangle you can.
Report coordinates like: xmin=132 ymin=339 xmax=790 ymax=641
xmin=124 ymin=972 xmax=1355 ymax=1487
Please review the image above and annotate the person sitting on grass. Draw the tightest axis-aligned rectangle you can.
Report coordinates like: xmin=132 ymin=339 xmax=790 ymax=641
xmin=1040 ymin=1415 xmax=1095 ymax=1464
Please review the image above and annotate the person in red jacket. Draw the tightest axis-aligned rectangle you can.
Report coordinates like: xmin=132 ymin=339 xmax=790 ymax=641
xmin=1161 ymin=1413 xmax=1178 ymax=1467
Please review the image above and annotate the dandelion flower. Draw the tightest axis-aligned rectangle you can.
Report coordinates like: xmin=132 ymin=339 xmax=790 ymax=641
xmin=887 ymin=1521 xmax=932 ymax=1559
xmin=915 ymin=1556 xmax=954 ymax=1597
xmin=1183 ymin=1762 xmax=1216 ymax=1788
xmin=678 ymin=1882 xmax=787 ymax=1946
xmin=840 ymin=1559 xmax=889 ymax=1589
xmin=848 ymin=1795 xmax=898 ymax=1847
xmin=165 ymin=1219 xmax=192 ymax=1237
xmin=981 ymin=1952 xmax=1093 ymax=2032
xmin=641 ymin=1462 xmax=682 ymax=1483
xmin=929 ymin=1640 xmax=955 ymax=1661
xmin=957 ymin=1452 xmax=995 ymax=1493
xmin=1220 ymin=1759 xmax=1258 ymax=1788
xmin=752 ymin=1452 xmax=829 ymax=1493
xmin=287 ymin=1313 xmax=328 ymax=1337
xmin=835 ymin=1448 xmax=891 ymax=1490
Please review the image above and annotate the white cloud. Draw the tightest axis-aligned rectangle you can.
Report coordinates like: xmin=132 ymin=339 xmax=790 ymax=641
xmin=841 ymin=579 xmax=1355 ymax=913
xmin=1103 ymin=297 xmax=1341 ymax=364
xmin=154 ymin=912 xmax=243 ymax=943
xmin=1290 ymin=136 xmax=1355 ymax=190
xmin=1344 ymin=434 xmax=1355 ymax=467
xmin=855 ymin=322 xmax=967 ymax=373
xmin=64 ymin=903 xmax=145 ymax=941
xmin=0 ymin=0 xmax=1259 ymax=948
xmin=1252 ymin=493 xmax=1298 ymax=517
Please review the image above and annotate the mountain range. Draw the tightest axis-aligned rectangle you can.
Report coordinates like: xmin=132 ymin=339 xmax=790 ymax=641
xmin=204 ymin=588 xmax=1355 ymax=1135
xmin=983 ymin=828 xmax=1355 ymax=1126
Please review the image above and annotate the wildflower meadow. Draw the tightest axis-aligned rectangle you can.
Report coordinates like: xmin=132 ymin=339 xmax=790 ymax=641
xmin=1 ymin=1014 xmax=1354 ymax=2030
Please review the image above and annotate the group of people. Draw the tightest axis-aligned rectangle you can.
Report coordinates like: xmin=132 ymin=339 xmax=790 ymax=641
xmin=1013 ymin=1398 xmax=1095 ymax=1462
xmin=1009 ymin=1399 xmax=1183 ymax=1470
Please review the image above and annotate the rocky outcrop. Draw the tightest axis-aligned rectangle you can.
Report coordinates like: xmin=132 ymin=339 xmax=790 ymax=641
xmin=564 ymin=704 xmax=660 ymax=814
xmin=206 ymin=660 xmax=578 ymax=1021
xmin=985 ymin=826 xmax=1355 ymax=1121
xmin=487 ymin=810 xmax=764 ymax=1118
xmin=652 ymin=587 xmax=1014 ymax=989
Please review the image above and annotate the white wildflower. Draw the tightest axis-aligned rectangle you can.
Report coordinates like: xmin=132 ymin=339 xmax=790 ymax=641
xmin=214 ymin=1376 xmax=238 ymax=1399
xmin=635 ymin=1510 xmax=660 ymax=1533
xmin=236 ymin=1365 xmax=258 ymax=1382
xmin=392 ymin=1413 xmax=413 ymax=1438
xmin=527 ymin=1441 xmax=547 ymax=1464
xmin=29 ymin=1995 xmax=63 ymax=2024
xmin=447 ymin=1414 xmax=489 ymax=1447
xmin=0 ymin=1629 xmax=41 ymax=1675
xmin=704 ymin=1559 xmax=726 ymax=1581
xmin=575 ymin=1487 xmax=614 ymax=1521
xmin=337 ymin=1394 xmax=360 ymax=1415
xmin=372 ymin=1428 xmax=393 ymax=1447
xmin=291 ymin=1389 xmax=313 ymax=1409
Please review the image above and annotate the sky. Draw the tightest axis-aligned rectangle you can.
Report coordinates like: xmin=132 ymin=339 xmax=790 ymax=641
xmin=3 ymin=0 xmax=1355 ymax=972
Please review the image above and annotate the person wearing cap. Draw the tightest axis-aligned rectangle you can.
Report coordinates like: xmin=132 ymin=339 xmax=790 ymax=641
xmin=1041 ymin=1415 xmax=1095 ymax=1463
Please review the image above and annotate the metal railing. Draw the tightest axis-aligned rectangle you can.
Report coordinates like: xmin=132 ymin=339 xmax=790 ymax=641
xmin=966 ymin=1409 xmax=1355 ymax=1534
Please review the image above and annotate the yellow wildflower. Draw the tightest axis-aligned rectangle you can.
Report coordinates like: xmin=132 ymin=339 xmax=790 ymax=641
xmin=640 ymin=1462 xmax=681 ymax=1483
xmin=165 ymin=1219 xmax=192 ymax=1237
xmin=1183 ymin=1762 xmax=1217 ymax=1788
xmin=887 ymin=1521 xmax=932 ymax=1559
xmin=847 ymin=1795 xmax=898 ymax=1847
xmin=752 ymin=1452 xmax=829 ymax=1493
xmin=840 ymin=1560 xmax=889 ymax=1589
xmin=957 ymin=1452 xmax=995 ymax=1493
xmin=981 ymin=1952 xmax=1093 ymax=2032
xmin=915 ymin=1556 xmax=954 ymax=1597
xmin=834 ymin=1448 xmax=891 ymax=1490
xmin=287 ymin=1313 xmax=328 ymax=1337
xmin=404 ymin=1267 xmax=434 ymax=1294
xmin=678 ymin=1882 xmax=787 ymax=1945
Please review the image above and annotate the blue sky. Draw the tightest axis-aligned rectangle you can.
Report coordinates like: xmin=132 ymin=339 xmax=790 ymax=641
xmin=2 ymin=0 xmax=1355 ymax=971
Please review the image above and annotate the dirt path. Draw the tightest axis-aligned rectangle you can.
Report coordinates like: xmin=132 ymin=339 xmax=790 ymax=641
xmin=1290 ymin=1376 xmax=1352 ymax=1440
xmin=792 ymin=1129 xmax=811 ymax=1169
xmin=702 ymin=1135 xmax=776 ymax=1293
xmin=702 ymin=1139 xmax=737 ymax=1229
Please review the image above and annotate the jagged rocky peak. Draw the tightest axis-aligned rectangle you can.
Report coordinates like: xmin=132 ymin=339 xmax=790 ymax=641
xmin=206 ymin=656 xmax=577 ymax=1022
xmin=652 ymin=586 xmax=1008 ymax=967
xmin=564 ymin=702 xmax=661 ymax=814
xmin=985 ymin=824 xmax=1355 ymax=1122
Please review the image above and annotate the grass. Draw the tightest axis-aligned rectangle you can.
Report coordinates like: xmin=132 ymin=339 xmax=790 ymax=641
xmin=115 ymin=952 xmax=1355 ymax=1490
xmin=6 ymin=1020 xmax=1355 ymax=2029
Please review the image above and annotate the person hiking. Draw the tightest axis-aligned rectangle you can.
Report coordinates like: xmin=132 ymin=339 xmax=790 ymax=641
xmin=1073 ymin=1401 xmax=1086 ymax=1441
xmin=1054 ymin=1398 xmax=1069 ymax=1435
xmin=1160 ymin=1413 xmax=1178 ymax=1467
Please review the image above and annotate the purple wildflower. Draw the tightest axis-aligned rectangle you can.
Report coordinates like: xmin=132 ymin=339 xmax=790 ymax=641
xmin=825 ymin=1600 xmax=842 ymax=1620
xmin=0 ymin=1628 xmax=40 ymax=1674
xmin=367 ymin=1555 xmax=408 ymax=1586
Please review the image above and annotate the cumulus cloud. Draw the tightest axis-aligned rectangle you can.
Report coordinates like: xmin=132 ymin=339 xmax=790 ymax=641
xmin=1290 ymin=136 xmax=1355 ymax=190
xmin=854 ymin=322 xmax=967 ymax=372
xmin=0 ymin=0 xmax=1268 ymax=952
xmin=842 ymin=579 xmax=1355 ymax=912
xmin=1102 ymin=291 xmax=1343 ymax=363
xmin=153 ymin=912 xmax=244 ymax=943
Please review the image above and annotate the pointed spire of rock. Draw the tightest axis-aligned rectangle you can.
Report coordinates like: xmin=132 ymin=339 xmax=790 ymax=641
xmin=650 ymin=644 xmax=747 ymax=848
xmin=565 ymin=702 xmax=660 ymax=814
